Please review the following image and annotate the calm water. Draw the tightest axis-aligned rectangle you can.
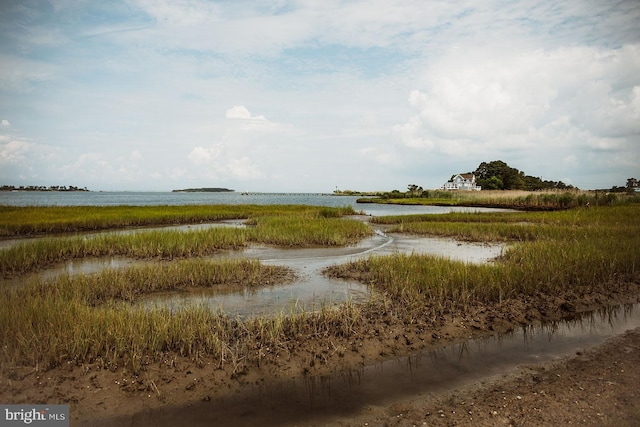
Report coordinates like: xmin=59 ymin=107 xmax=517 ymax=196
xmin=0 ymin=191 xmax=511 ymax=216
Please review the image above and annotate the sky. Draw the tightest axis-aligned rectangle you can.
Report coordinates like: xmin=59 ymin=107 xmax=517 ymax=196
xmin=0 ymin=1 xmax=639 ymax=192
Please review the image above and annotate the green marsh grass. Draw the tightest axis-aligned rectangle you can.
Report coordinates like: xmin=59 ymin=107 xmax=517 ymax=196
xmin=2 ymin=204 xmax=638 ymax=374
xmin=251 ymin=215 xmax=371 ymax=246
xmin=0 ymin=204 xmax=358 ymax=237
xmin=0 ymin=259 xmax=294 ymax=370
xmin=0 ymin=228 xmax=250 ymax=276
xmin=330 ymin=205 xmax=640 ymax=311
xmin=0 ymin=206 xmax=369 ymax=276
xmin=0 ymin=260 xmax=366 ymax=371
xmin=360 ymin=189 xmax=639 ymax=210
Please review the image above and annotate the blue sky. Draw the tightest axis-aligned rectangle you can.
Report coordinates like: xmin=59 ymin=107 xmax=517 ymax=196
xmin=1 ymin=0 xmax=639 ymax=192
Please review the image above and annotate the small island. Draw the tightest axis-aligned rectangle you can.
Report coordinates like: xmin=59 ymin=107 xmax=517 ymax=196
xmin=172 ymin=187 xmax=234 ymax=193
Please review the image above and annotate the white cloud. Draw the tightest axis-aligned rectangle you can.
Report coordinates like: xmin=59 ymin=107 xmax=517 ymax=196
xmin=225 ymin=106 xmax=254 ymax=120
xmin=227 ymin=157 xmax=262 ymax=180
xmin=224 ymin=105 xmax=294 ymax=134
xmin=187 ymin=146 xmax=214 ymax=165
xmin=360 ymin=146 xmax=400 ymax=166
xmin=130 ymin=150 xmax=143 ymax=161
xmin=394 ymin=44 xmax=640 ymax=165
xmin=186 ymin=106 xmax=299 ymax=183
xmin=1 ymin=119 xmax=9 ymax=127
xmin=0 ymin=139 xmax=30 ymax=163
xmin=392 ymin=113 xmax=434 ymax=150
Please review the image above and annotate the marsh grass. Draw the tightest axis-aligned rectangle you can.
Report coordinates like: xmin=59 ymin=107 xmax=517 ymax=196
xmin=373 ymin=208 xmax=604 ymax=242
xmin=0 ymin=263 xmax=366 ymax=372
xmin=360 ymin=189 xmax=639 ymax=210
xmin=0 ymin=205 xmax=372 ymax=371
xmin=1 ymin=204 xmax=638 ymax=375
xmin=330 ymin=205 xmax=640 ymax=311
xmin=0 ymin=258 xmax=296 ymax=370
xmin=0 ymin=204 xmax=358 ymax=237
xmin=0 ymin=228 xmax=250 ymax=276
xmin=251 ymin=215 xmax=371 ymax=246
xmin=0 ymin=207 xmax=370 ymax=276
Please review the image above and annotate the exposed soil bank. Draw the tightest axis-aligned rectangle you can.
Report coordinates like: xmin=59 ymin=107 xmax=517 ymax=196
xmin=335 ymin=326 xmax=640 ymax=427
xmin=2 ymin=281 xmax=638 ymax=426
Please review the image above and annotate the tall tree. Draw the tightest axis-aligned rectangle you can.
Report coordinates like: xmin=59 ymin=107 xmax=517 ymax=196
xmin=473 ymin=160 xmax=569 ymax=190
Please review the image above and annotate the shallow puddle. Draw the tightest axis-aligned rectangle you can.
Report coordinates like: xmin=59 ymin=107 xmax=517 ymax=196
xmin=377 ymin=232 xmax=504 ymax=263
xmin=88 ymin=303 xmax=640 ymax=427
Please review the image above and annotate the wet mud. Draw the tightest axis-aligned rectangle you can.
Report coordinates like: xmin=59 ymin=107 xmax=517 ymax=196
xmin=80 ymin=303 xmax=640 ymax=427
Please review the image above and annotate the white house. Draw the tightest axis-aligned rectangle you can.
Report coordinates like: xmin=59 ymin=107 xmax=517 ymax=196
xmin=442 ymin=173 xmax=481 ymax=191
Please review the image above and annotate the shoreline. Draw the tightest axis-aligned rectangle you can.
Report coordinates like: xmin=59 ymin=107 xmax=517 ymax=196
xmin=2 ymin=281 xmax=639 ymax=426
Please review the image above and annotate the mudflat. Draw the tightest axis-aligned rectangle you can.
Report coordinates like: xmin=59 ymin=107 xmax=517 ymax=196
xmin=2 ymin=282 xmax=638 ymax=426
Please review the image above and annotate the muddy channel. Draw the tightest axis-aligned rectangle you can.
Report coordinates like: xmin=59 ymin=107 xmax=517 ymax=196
xmin=83 ymin=303 xmax=640 ymax=427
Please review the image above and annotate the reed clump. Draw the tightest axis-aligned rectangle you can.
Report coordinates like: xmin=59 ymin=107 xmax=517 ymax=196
xmin=251 ymin=215 xmax=371 ymax=246
xmin=0 ymin=259 xmax=295 ymax=370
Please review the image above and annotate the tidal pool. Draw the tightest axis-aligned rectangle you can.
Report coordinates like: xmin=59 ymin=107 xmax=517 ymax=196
xmin=139 ymin=229 xmax=505 ymax=316
xmin=2 ymin=225 xmax=505 ymax=317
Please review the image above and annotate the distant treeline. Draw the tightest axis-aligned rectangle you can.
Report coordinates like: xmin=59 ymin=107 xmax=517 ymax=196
xmin=0 ymin=185 xmax=89 ymax=192
xmin=172 ymin=187 xmax=234 ymax=192
xmin=605 ymin=178 xmax=639 ymax=193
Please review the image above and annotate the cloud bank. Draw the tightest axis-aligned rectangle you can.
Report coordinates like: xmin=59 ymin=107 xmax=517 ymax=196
xmin=0 ymin=0 xmax=638 ymax=191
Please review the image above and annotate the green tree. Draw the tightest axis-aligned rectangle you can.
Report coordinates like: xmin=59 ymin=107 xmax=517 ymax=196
xmin=482 ymin=176 xmax=504 ymax=190
xmin=474 ymin=160 xmax=569 ymax=191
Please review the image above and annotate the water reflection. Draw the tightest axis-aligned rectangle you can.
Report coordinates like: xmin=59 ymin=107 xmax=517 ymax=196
xmin=296 ymin=303 xmax=640 ymax=413
xmin=93 ymin=303 xmax=639 ymax=427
